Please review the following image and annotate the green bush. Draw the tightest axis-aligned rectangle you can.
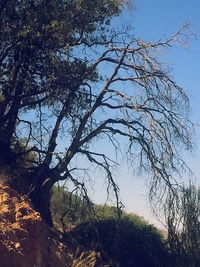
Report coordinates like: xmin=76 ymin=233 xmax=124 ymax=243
xmin=69 ymin=218 xmax=170 ymax=267
xmin=51 ymin=186 xmax=171 ymax=266
xmin=50 ymin=186 xmax=92 ymax=229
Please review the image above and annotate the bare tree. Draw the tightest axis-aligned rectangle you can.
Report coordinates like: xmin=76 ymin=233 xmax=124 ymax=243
xmin=0 ymin=0 xmax=193 ymax=224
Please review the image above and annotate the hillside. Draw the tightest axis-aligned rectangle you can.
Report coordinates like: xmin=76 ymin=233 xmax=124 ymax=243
xmin=0 ymin=184 xmax=170 ymax=266
xmin=0 ymin=184 xmax=70 ymax=266
xmin=0 ymin=184 xmax=113 ymax=266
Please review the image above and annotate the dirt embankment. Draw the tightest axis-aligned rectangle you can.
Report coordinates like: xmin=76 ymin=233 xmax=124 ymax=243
xmin=0 ymin=184 xmax=70 ymax=267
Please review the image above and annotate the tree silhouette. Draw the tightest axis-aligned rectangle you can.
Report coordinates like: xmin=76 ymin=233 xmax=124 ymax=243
xmin=0 ymin=0 xmax=192 ymax=224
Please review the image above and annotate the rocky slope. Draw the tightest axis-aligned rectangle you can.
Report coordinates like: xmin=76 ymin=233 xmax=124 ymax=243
xmin=0 ymin=184 xmax=70 ymax=267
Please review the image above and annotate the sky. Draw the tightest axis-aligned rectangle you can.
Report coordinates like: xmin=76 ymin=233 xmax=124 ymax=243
xmin=132 ymin=0 xmax=200 ymax=174
xmin=89 ymin=0 xmax=200 ymax=228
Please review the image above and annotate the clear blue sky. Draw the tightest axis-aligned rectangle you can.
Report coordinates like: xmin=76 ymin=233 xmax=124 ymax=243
xmin=90 ymin=0 xmax=200 ymax=227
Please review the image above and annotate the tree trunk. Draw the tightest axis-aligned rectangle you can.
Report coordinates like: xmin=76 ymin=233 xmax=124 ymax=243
xmin=28 ymin=173 xmax=55 ymax=226
xmin=29 ymin=184 xmax=53 ymax=226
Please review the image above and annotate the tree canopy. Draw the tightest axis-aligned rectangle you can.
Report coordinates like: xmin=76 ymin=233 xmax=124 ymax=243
xmin=0 ymin=0 xmax=193 ymax=224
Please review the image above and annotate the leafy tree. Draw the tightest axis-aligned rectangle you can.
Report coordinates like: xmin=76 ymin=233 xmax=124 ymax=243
xmin=165 ymin=183 xmax=200 ymax=266
xmin=0 ymin=0 xmax=193 ymax=225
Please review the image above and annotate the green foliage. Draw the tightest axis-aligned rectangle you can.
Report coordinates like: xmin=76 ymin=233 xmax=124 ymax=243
xmin=51 ymin=186 xmax=170 ymax=266
xmin=0 ymin=0 xmax=121 ymax=111
xmin=92 ymin=204 xmax=120 ymax=220
xmin=166 ymin=184 xmax=200 ymax=266
xmin=0 ymin=138 xmax=37 ymax=192
xmin=70 ymin=218 xmax=170 ymax=267
xmin=50 ymin=185 xmax=150 ymax=229
xmin=50 ymin=186 xmax=93 ymax=228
